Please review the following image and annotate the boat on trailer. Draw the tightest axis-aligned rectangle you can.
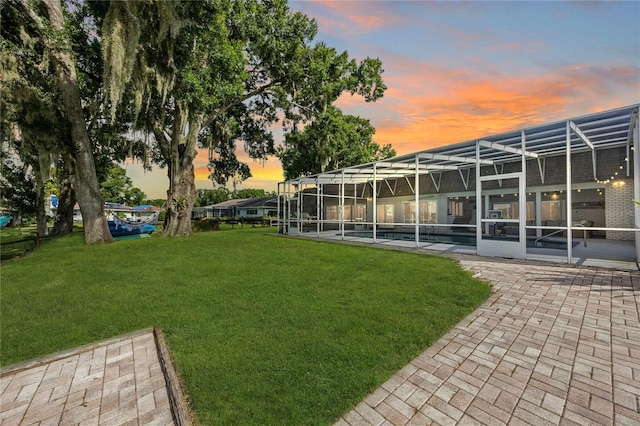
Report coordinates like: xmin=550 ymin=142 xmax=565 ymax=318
xmin=0 ymin=216 xmax=12 ymax=228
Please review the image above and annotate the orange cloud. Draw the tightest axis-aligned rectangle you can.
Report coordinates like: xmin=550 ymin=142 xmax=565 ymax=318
xmin=193 ymin=147 xmax=284 ymax=192
xmin=350 ymin=58 xmax=640 ymax=156
xmin=308 ymin=1 xmax=401 ymax=35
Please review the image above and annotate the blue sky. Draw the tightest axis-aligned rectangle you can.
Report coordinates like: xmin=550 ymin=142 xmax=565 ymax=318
xmin=128 ymin=0 xmax=640 ymax=199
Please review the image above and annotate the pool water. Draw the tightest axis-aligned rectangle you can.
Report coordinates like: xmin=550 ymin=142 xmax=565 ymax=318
xmin=344 ymin=231 xmax=570 ymax=250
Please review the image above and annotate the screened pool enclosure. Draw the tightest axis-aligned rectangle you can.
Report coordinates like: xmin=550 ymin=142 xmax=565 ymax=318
xmin=278 ymin=105 xmax=640 ymax=269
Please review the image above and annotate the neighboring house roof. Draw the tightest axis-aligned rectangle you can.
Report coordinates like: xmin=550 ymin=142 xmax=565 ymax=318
xmin=208 ymin=197 xmax=279 ymax=210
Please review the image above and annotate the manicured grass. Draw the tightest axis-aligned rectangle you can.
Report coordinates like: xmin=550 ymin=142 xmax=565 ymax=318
xmin=0 ymin=226 xmax=39 ymax=261
xmin=1 ymin=227 xmax=490 ymax=424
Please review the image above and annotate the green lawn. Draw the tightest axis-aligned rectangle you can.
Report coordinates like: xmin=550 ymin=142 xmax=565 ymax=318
xmin=0 ymin=225 xmax=39 ymax=261
xmin=0 ymin=227 xmax=490 ymax=424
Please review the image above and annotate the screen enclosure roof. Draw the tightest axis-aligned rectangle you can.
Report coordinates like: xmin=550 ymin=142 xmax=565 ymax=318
xmin=288 ymin=104 xmax=639 ymax=186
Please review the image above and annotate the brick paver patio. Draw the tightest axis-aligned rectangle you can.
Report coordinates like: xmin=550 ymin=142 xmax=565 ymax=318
xmin=0 ymin=329 xmax=176 ymax=425
xmin=336 ymin=255 xmax=640 ymax=425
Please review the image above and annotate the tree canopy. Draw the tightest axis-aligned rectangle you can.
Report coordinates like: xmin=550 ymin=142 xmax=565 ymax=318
xmin=277 ymin=106 xmax=395 ymax=179
xmin=100 ymin=164 xmax=146 ymax=206
xmin=102 ymin=0 xmax=390 ymax=236
xmin=2 ymin=0 xmax=392 ymax=240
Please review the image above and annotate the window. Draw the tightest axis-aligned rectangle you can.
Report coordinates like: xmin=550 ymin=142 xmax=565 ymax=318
xmin=449 ymin=200 xmax=464 ymax=217
xmin=343 ymin=205 xmax=351 ymax=221
xmin=542 ymin=201 xmax=562 ymax=221
xmin=420 ymin=201 xmax=437 ymax=223
xmin=325 ymin=206 xmax=338 ymax=221
xmin=402 ymin=202 xmax=416 ymax=223
xmin=376 ymin=204 xmax=395 ymax=223
xmin=401 ymin=201 xmax=437 ymax=223
xmin=246 ymin=209 xmax=258 ymax=215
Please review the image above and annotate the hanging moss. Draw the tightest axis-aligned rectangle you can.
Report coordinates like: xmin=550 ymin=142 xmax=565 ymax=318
xmin=102 ymin=1 xmax=183 ymax=124
xmin=102 ymin=1 xmax=140 ymax=122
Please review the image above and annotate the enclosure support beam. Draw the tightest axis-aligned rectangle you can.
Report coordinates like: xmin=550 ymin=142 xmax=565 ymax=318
xmin=415 ymin=154 xmax=420 ymax=247
xmin=430 ymin=172 xmax=442 ymax=192
xmin=405 ymin=176 xmax=415 ymax=195
xmin=384 ymin=179 xmax=396 ymax=196
xmin=493 ymin=164 xmax=504 ymax=187
xmin=340 ymin=171 xmax=345 ymax=240
xmin=299 ymin=181 xmax=303 ymax=233
xmin=566 ymin=121 xmax=573 ymax=264
xmin=633 ymin=108 xmax=640 ymax=264
xmin=373 ymin=164 xmax=377 ymax=243
xmin=520 ymin=130 xmax=527 ymax=259
xmin=475 ymin=141 xmax=482 ymax=251
xmin=570 ymin=121 xmax=598 ymax=180
xmin=478 ymin=139 xmax=539 ymax=158
xmin=537 ymin=158 xmax=546 ymax=184
xmin=627 ymin=144 xmax=630 ymax=177
xmin=316 ymin=179 xmax=320 ymax=237
xmin=419 ymin=152 xmax=494 ymax=165
xmin=277 ymin=182 xmax=282 ymax=234
xmin=459 ymin=168 xmax=470 ymax=190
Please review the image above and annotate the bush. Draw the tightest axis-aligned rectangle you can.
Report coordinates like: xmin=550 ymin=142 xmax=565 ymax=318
xmin=192 ymin=217 xmax=220 ymax=231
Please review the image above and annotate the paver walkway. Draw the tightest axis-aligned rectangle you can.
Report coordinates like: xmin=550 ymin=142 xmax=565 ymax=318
xmin=0 ymin=329 xmax=178 ymax=425
xmin=336 ymin=255 xmax=640 ymax=425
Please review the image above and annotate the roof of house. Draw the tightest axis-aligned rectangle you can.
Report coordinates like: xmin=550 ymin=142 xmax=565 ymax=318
xmin=208 ymin=197 xmax=278 ymax=209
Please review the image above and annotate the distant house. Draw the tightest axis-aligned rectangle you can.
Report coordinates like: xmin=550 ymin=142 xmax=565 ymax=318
xmin=193 ymin=197 xmax=279 ymax=220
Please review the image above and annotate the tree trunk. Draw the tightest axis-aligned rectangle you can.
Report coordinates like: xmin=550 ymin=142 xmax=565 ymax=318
xmin=51 ymin=165 xmax=75 ymax=236
xmin=162 ymin=112 xmax=201 ymax=236
xmin=163 ymin=153 xmax=197 ymax=236
xmin=34 ymin=167 xmax=48 ymax=237
xmin=42 ymin=0 xmax=112 ymax=244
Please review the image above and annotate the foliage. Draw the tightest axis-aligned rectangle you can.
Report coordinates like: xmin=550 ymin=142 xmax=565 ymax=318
xmin=232 ymin=188 xmax=276 ymax=199
xmin=0 ymin=229 xmax=490 ymax=424
xmin=0 ymin=153 xmax=37 ymax=219
xmin=278 ymin=106 xmax=396 ymax=179
xmin=99 ymin=164 xmax=146 ymax=205
xmin=2 ymin=0 xmax=152 ymax=243
xmin=194 ymin=187 xmax=277 ymax=207
xmin=0 ymin=2 xmax=71 ymax=232
xmin=101 ymin=0 xmax=389 ymax=235
xmin=142 ymin=198 xmax=167 ymax=208
xmin=276 ymin=41 xmax=391 ymax=178
xmin=192 ymin=217 xmax=220 ymax=231
xmin=194 ymin=188 xmax=230 ymax=207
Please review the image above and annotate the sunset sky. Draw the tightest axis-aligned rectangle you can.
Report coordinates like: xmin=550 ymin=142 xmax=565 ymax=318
xmin=127 ymin=0 xmax=640 ymax=200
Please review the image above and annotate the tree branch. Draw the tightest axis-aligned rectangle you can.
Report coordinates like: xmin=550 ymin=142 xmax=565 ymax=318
xmin=201 ymin=78 xmax=283 ymax=130
xmin=11 ymin=0 xmax=46 ymax=31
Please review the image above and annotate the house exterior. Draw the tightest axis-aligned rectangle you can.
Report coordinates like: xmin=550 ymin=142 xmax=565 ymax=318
xmin=195 ymin=197 xmax=279 ymax=219
xmin=278 ymin=104 xmax=640 ymax=268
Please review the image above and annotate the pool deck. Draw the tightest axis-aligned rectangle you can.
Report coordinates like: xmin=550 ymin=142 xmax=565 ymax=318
xmin=334 ymin=252 xmax=640 ymax=425
xmin=304 ymin=230 xmax=639 ymax=271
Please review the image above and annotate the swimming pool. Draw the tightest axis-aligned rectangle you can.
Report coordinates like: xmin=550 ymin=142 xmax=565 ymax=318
xmin=343 ymin=231 xmax=571 ymax=250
